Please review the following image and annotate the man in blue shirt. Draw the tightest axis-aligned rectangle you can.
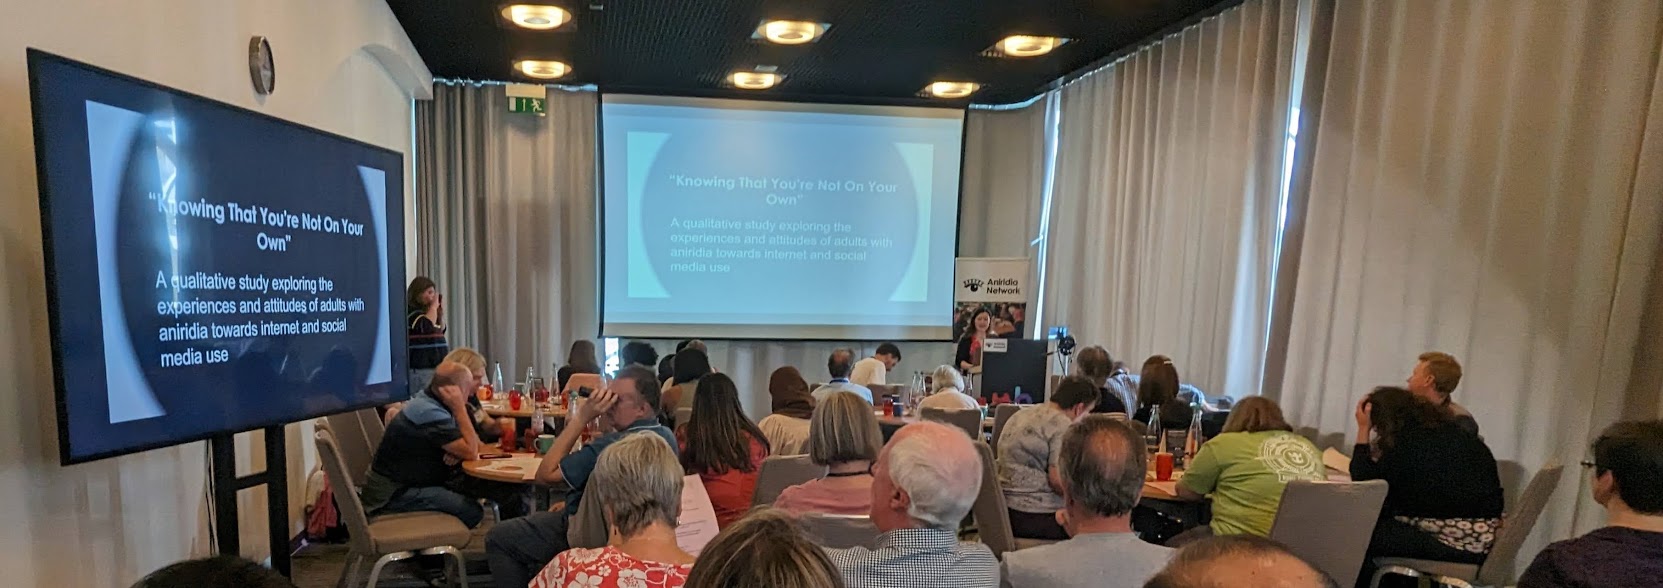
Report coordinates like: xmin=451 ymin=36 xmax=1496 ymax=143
xmin=359 ymin=362 xmax=527 ymax=527
xmin=484 ymin=364 xmax=676 ymax=588
xmin=811 ymin=347 xmax=874 ymax=404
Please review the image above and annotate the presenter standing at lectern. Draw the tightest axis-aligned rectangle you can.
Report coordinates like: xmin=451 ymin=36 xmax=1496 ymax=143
xmin=956 ymin=308 xmax=994 ymax=376
xmin=406 ymin=276 xmax=449 ymax=394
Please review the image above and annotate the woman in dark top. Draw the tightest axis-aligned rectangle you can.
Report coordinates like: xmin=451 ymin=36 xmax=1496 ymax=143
xmin=956 ymin=308 xmax=994 ymax=372
xmin=1352 ymin=386 xmax=1504 ymax=586
xmin=1131 ymin=355 xmax=1194 ymax=430
xmin=405 ymin=276 xmax=447 ymax=393
xmin=556 ymin=339 xmax=602 ymax=391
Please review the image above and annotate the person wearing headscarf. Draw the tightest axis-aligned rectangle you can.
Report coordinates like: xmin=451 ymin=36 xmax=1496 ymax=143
xmin=758 ymin=366 xmax=815 ymax=455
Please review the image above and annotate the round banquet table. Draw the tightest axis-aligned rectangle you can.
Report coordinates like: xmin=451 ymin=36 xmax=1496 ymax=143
xmin=462 ymin=452 xmax=540 ymax=484
xmin=481 ymin=399 xmax=566 ymax=420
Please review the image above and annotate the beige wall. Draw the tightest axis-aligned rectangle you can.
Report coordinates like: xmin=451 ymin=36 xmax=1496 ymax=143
xmin=0 ymin=0 xmax=428 ymax=584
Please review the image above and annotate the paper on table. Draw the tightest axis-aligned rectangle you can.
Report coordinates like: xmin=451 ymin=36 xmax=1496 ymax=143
xmin=676 ymin=474 xmax=720 ymax=556
xmin=481 ymin=457 xmax=543 ymax=481
xmin=1323 ymin=447 xmax=1351 ymax=475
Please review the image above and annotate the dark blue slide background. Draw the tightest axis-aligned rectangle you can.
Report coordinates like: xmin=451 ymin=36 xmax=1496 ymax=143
xmin=31 ymin=51 xmax=407 ymax=464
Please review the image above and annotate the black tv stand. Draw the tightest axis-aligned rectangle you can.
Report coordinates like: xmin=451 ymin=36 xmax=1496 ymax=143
xmin=210 ymin=425 xmax=292 ymax=576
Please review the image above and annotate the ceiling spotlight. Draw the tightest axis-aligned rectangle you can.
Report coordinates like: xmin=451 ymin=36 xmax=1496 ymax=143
xmin=990 ymin=35 xmax=1070 ymax=57
xmin=502 ymin=5 xmax=572 ymax=30
xmin=729 ymin=71 xmax=782 ymax=90
xmin=925 ymin=81 xmax=979 ymax=99
xmin=757 ymin=20 xmax=827 ymax=45
xmin=515 ymin=59 xmax=570 ymax=79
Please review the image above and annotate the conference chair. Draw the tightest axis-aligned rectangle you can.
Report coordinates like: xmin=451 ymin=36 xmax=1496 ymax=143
xmin=315 ymin=429 xmax=471 ymax=588
xmin=1369 ymin=461 xmax=1565 ymax=588
xmin=868 ymin=384 xmax=900 ymax=400
xmin=800 ymin=514 xmax=881 ymax=549
xmin=674 ymin=407 xmax=692 ymax=428
xmin=1267 ymin=480 xmax=1389 ymax=588
xmin=355 ymin=407 xmax=386 ymax=450
xmin=989 ymin=404 xmax=1025 ymax=456
xmin=751 ymin=454 xmax=828 ymax=507
xmin=321 ymin=413 xmax=375 ymax=487
xmin=922 ymin=406 xmax=983 ymax=441
xmin=969 ymin=440 xmax=1018 ymax=559
xmin=567 ymin=492 xmax=608 ymax=550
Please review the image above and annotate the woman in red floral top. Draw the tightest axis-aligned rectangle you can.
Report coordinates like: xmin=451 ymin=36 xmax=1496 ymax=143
xmin=530 ymin=433 xmax=694 ymax=588
xmin=678 ymin=374 xmax=771 ymax=528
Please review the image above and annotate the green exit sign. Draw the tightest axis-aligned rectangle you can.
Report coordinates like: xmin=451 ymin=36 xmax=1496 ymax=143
xmin=509 ymin=96 xmax=547 ymax=115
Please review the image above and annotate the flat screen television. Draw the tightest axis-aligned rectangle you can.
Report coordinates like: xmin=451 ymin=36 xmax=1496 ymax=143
xmin=28 ymin=49 xmax=409 ymax=465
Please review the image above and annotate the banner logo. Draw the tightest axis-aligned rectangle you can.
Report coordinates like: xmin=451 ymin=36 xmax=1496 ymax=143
xmin=962 ymin=278 xmax=984 ymax=292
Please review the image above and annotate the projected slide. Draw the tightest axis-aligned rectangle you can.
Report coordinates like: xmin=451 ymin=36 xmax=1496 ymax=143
xmin=601 ymin=95 xmax=963 ymax=340
xmin=30 ymin=51 xmax=406 ymax=463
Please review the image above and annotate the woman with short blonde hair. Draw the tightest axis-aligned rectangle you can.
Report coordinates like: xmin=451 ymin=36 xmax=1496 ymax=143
xmin=774 ymin=391 xmax=882 ymax=516
xmin=917 ymin=364 xmax=979 ymax=411
xmin=529 ymin=433 xmax=695 ymax=588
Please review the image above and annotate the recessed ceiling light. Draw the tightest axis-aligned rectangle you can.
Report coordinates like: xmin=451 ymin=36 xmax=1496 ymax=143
xmin=925 ymin=81 xmax=979 ymax=99
xmin=757 ymin=20 xmax=826 ymax=45
xmin=990 ymin=35 xmax=1070 ymax=57
xmin=502 ymin=5 xmax=572 ymax=30
xmin=515 ymin=60 xmax=570 ymax=79
xmin=729 ymin=71 xmax=782 ymax=90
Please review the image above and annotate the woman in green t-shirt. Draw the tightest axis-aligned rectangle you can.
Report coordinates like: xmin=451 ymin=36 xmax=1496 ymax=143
xmin=1171 ymin=396 xmax=1326 ymax=544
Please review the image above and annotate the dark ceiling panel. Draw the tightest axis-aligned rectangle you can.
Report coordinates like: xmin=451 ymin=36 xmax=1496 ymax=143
xmin=384 ymin=0 xmax=1238 ymax=105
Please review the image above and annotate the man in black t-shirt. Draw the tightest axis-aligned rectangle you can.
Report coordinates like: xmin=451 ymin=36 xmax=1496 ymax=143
xmin=358 ymin=361 xmax=527 ymax=527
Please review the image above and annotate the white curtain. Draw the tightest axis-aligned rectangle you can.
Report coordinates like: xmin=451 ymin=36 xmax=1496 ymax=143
xmin=414 ymin=83 xmax=599 ymax=378
xmin=1268 ymin=0 xmax=1663 ymax=571
xmin=1043 ymin=0 xmax=1300 ymax=397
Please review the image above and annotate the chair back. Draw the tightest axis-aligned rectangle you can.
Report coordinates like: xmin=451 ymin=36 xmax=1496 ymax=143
xmin=324 ymin=411 xmax=375 ymax=487
xmin=567 ymin=494 xmax=610 ymax=550
xmin=751 ymin=455 xmax=828 ymax=507
xmin=922 ymin=407 xmax=982 ymax=441
xmin=563 ymin=373 xmax=605 ymax=397
xmin=314 ymin=429 xmax=376 ymax=554
xmin=969 ymin=440 xmax=1016 ymax=559
xmin=355 ymin=407 xmax=386 ymax=450
xmin=800 ymin=514 xmax=881 ymax=549
xmin=868 ymin=384 xmax=901 ymax=400
xmin=1268 ymin=480 xmax=1389 ymax=588
xmin=990 ymin=404 xmax=1024 ymax=455
xmin=674 ymin=407 xmax=693 ymax=428
xmin=1476 ymin=461 xmax=1564 ymax=586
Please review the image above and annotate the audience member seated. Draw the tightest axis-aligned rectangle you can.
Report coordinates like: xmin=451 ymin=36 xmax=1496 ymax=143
xmin=851 ymin=342 xmax=903 ymax=387
xmin=1144 ymin=535 xmax=1339 ymax=588
xmin=957 ymin=308 xmax=994 ymax=372
xmin=359 ymin=361 xmax=527 ymax=529
xmin=1172 ymin=397 xmax=1325 ymax=543
xmin=826 ymin=421 xmax=998 ymax=588
xmin=775 ymin=391 xmax=883 ymax=516
xmin=1351 ymin=386 xmax=1503 ymax=586
xmin=486 ymin=365 xmax=677 ymax=588
xmin=662 ymin=346 xmax=711 ymax=420
xmin=1132 ymin=355 xmax=1194 ymax=430
xmin=1520 ymin=419 xmax=1663 ymax=588
xmin=917 ymin=364 xmax=979 ymax=411
xmin=620 ymin=340 xmax=659 ymax=369
xmin=527 ymin=433 xmax=695 ymax=588
xmin=679 ymin=373 xmax=771 ymax=528
xmin=758 ymin=366 xmax=815 ymax=455
xmin=685 ymin=508 xmax=845 ymax=588
xmin=997 ymin=375 xmax=1100 ymax=540
xmin=1406 ymin=351 xmax=1479 ymax=435
xmin=1002 ymin=416 xmax=1174 ymax=588
xmin=444 ymin=347 xmax=512 ymax=441
xmin=659 ymin=339 xmax=706 ymax=387
xmin=131 ymin=556 xmax=296 ymax=588
xmin=1077 ymin=345 xmax=1134 ymax=414
xmin=812 ymin=348 xmax=874 ymax=404
xmin=556 ymin=339 xmax=602 ymax=392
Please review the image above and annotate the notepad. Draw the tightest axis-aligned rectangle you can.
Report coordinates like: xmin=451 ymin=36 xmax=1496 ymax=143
xmin=1323 ymin=447 xmax=1351 ymax=475
xmin=482 ymin=456 xmax=544 ymax=481
xmin=676 ymin=475 xmax=720 ymax=556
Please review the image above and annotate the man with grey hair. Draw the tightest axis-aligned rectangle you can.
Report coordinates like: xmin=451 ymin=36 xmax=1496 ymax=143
xmin=1002 ymin=415 xmax=1174 ymax=588
xmin=812 ymin=347 xmax=874 ymax=404
xmin=826 ymin=421 xmax=997 ymax=588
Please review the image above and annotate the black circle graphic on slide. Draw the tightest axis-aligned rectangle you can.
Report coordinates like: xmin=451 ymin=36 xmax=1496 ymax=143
xmin=636 ymin=131 xmax=923 ymax=311
xmin=112 ymin=117 xmax=383 ymax=421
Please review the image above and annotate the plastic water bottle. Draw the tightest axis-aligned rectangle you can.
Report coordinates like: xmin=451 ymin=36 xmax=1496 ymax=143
xmin=1146 ymin=404 xmax=1164 ymax=453
xmin=492 ymin=362 xmax=505 ymax=392
xmin=530 ymin=405 xmax=545 ymax=437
